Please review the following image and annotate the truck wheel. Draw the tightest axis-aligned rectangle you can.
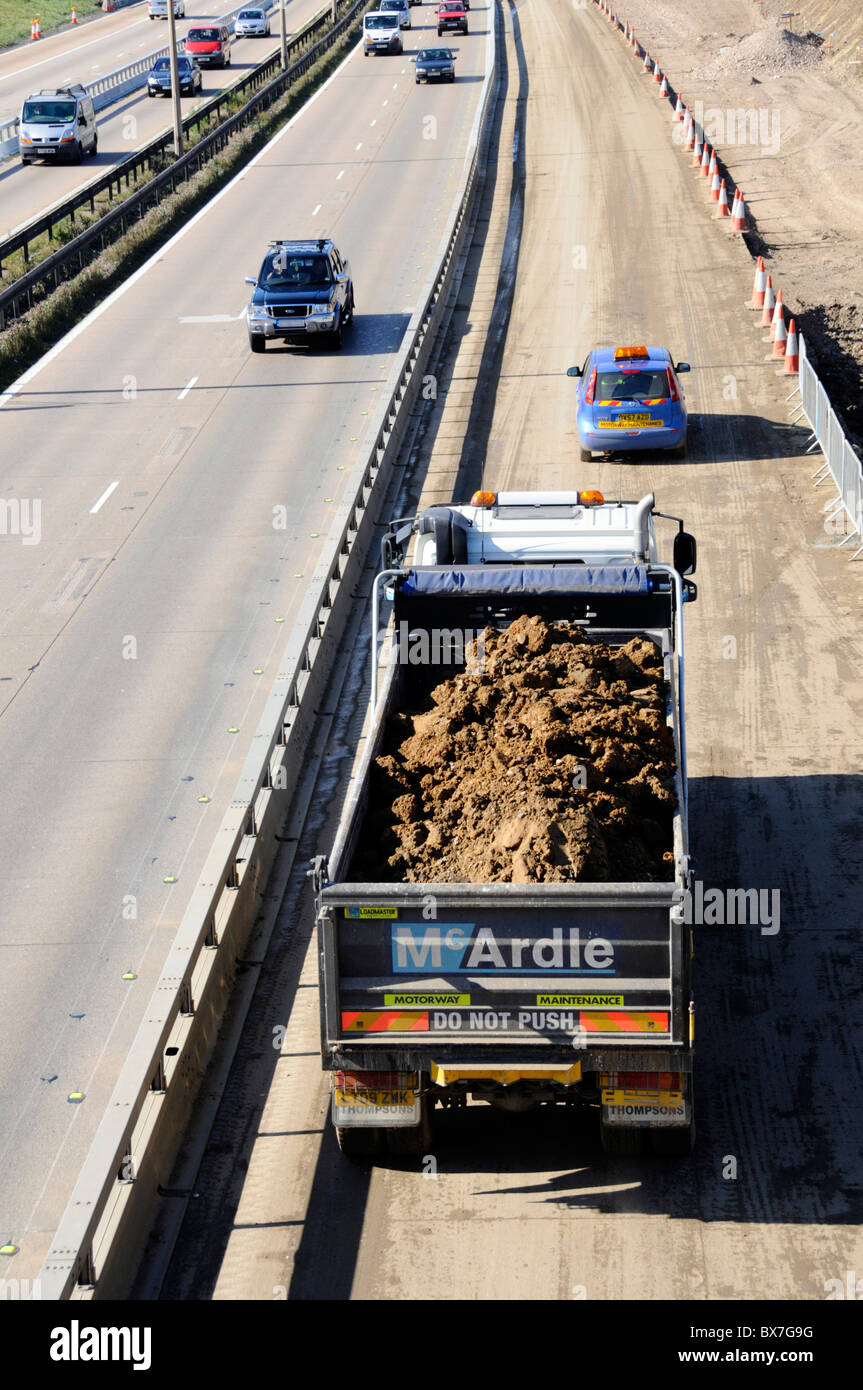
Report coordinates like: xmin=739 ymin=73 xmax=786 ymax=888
xmin=650 ymin=1121 xmax=695 ymax=1156
xmin=386 ymin=1096 xmax=432 ymax=1157
xmin=249 ymin=335 xmax=266 ymax=353
xmin=600 ymin=1122 xmax=645 ymax=1156
xmin=336 ymin=1125 xmax=385 ymax=1159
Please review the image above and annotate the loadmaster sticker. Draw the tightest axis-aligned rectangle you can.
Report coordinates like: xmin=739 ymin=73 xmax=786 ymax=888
xmin=391 ymin=923 xmax=617 ymax=974
xmin=346 ymin=906 xmax=399 ymax=919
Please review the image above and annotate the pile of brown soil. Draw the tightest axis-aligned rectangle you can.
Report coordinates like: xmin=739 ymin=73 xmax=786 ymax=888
xmin=355 ymin=616 xmax=678 ymax=884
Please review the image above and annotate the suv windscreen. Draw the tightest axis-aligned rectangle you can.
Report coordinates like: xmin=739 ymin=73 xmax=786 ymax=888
xmin=366 ymin=14 xmax=398 ymax=26
xmin=595 ymin=368 xmax=669 ymax=401
xmin=260 ymin=253 xmax=333 ymax=288
xmin=22 ymin=100 xmax=76 ymax=123
xmin=188 ymin=27 xmax=220 ymax=40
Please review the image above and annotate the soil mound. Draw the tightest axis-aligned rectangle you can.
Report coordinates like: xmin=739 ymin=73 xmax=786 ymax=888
xmin=355 ymin=616 xmax=678 ymax=883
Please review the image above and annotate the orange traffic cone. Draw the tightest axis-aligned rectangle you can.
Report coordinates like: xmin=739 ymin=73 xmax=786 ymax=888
xmin=685 ymin=111 xmax=696 ymax=150
xmin=715 ymin=179 xmax=730 ymax=217
xmin=71 ymin=5 xmax=78 ymax=22
xmin=643 ymin=49 xmax=652 ymax=73
xmin=749 ymin=255 xmax=766 ymax=307
xmin=658 ymin=73 xmax=668 ymax=98
xmin=692 ymin=131 xmax=702 ymax=165
xmin=674 ymin=94 xmax=684 ymax=120
xmin=654 ymin=62 xmax=663 ymax=83
xmin=700 ymin=142 xmax=711 ymax=176
xmin=730 ymin=189 xmax=746 ymax=231
xmin=31 ymin=17 xmax=42 ymax=39
xmin=770 ymin=289 xmax=785 ymax=340
xmin=710 ymin=168 xmax=721 ymax=201
xmin=783 ymin=319 xmax=799 ymax=374
xmin=772 ymin=310 xmax=787 ymax=357
xmin=760 ymin=275 xmax=775 ymax=325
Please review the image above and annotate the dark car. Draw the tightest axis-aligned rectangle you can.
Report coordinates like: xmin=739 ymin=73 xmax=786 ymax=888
xmin=245 ymin=238 xmax=355 ymax=352
xmin=414 ymin=47 xmax=456 ymax=82
xmin=147 ymin=56 xmax=203 ymax=97
xmin=437 ymin=3 xmax=468 ymax=35
xmin=184 ymin=24 xmax=233 ymax=68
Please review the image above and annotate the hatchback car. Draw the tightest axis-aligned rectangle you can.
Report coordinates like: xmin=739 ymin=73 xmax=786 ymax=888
xmin=567 ymin=345 xmax=691 ymax=459
xmin=363 ymin=12 xmax=404 ymax=54
xmin=184 ymin=25 xmax=232 ymax=68
xmin=245 ymin=238 xmax=355 ymax=352
xmin=414 ymin=48 xmax=456 ymax=82
xmin=380 ymin=0 xmax=411 ymax=27
xmin=235 ymin=7 xmax=270 ymax=36
xmin=147 ymin=55 xmax=203 ymax=97
xmin=437 ymin=3 xmax=468 ymax=35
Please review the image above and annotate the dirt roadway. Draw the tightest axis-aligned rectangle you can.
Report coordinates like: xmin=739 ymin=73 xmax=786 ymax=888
xmin=163 ymin=0 xmax=863 ymax=1302
xmin=612 ymin=0 xmax=863 ymax=446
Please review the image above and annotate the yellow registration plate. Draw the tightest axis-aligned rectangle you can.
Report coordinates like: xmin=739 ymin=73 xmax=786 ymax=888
xmin=334 ymin=1088 xmax=416 ymax=1108
xmin=597 ymin=414 xmax=660 ymax=428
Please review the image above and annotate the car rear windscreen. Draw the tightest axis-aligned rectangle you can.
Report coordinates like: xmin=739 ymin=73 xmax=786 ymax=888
xmin=596 ymin=369 xmax=669 ymax=402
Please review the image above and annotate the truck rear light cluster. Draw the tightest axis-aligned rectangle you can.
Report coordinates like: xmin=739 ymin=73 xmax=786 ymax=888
xmin=606 ymin=1071 xmax=681 ymax=1091
xmin=335 ymin=1071 xmax=414 ymax=1091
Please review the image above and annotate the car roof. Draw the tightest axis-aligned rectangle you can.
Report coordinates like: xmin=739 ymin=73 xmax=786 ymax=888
xmin=590 ymin=346 xmax=672 ymax=367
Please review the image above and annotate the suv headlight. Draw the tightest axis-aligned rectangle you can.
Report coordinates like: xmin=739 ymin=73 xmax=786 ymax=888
xmin=310 ymin=303 xmax=333 ymax=316
xmin=248 ymin=304 xmax=269 ymax=319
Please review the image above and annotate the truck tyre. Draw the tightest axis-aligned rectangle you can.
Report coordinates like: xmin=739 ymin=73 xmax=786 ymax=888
xmin=385 ymin=1095 xmax=432 ymax=1157
xmin=336 ymin=1125 xmax=385 ymax=1159
xmin=600 ymin=1122 xmax=645 ymax=1156
xmin=650 ymin=1120 xmax=695 ymax=1156
xmin=249 ymin=335 xmax=266 ymax=353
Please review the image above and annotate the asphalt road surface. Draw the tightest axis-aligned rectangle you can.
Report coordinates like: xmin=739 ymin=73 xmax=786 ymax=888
xmin=161 ymin=0 xmax=863 ymax=1301
xmin=0 ymin=7 xmax=488 ymax=1281
xmin=0 ymin=0 xmax=317 ymax=237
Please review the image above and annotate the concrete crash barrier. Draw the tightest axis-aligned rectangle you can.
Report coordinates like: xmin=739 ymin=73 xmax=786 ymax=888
xmin=36 ymin=8 xmax=498 ymax=1301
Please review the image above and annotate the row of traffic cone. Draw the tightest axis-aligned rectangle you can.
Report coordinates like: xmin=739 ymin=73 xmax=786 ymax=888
xmin=747 ymin=257 xmax=799 ymax=373
xmin=598 ymin=1 xmax=799 ymax=376
xmin=31 ymin=8 xmax=78 ymax=39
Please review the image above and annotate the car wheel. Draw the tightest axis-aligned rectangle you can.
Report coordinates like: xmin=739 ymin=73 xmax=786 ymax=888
xmin=449 ymin=72 xmax=455 ymax=81
xmin=329 ymin=316 xmax=344 ymax=351
xmin=91 ymin=132 xmax=98 ymax=155
xmin=21 ymin=157 xmax=32 ymax=165
xmin=437 ymin=26 xmax=442 ymax=34
xmin=249 ymin=336 xmax=266 ymax=353
xmin=72 ymin=140 xmax=83 ymax=165
xmin=579 ymin=447 xmax=593 ymax=462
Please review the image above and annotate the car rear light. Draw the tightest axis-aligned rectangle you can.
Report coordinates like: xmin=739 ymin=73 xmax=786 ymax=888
xmin=666 ymin=366 xmax=679 ymax=402
xmin=584 ymin=367 xmax=597 ymax=404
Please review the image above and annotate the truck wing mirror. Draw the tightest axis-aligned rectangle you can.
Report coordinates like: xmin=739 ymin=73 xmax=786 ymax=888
xmin=674 ymin=361 xmax=691 ymax=373
xmin=566 ymin=365 xmax=581 ymax=377
xmin=674 ymin=531 xmax=696 ymax=576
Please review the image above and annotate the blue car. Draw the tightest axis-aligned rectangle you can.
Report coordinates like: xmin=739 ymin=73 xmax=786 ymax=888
xmin=567 ymin=345 xmax=691 ymax=460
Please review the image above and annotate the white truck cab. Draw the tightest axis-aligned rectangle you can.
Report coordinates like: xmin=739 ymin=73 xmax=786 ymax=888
xmin=18 ymin=85 xmax=97 ymax=165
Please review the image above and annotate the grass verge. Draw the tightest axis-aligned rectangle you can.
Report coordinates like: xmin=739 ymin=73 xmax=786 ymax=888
xmin=0 ymin=1 xmax=102 ymax=49
xmin=0 ymin=15 xmax=364 ymax=392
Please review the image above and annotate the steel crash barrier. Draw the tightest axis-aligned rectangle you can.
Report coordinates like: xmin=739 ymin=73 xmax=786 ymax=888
xmin=792 ymin=334 xmax=863 ymax=560
xmin=36 ymin=7 xmax=499 ymax=1300
xmin=0 ymin=1 xmax=357 ymax=329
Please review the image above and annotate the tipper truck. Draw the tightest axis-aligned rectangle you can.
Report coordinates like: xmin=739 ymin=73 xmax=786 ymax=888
xmin=311 ymin=489 xmax=698 ymax=1157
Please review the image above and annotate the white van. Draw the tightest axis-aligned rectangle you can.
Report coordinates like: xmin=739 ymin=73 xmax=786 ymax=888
xmin=363 ymin=10 xmax=403 ymax=54
xmin=17 ymin=85 xmax=98 ymax=165
xmin=148 ymin=0 xmax=186 ymax=18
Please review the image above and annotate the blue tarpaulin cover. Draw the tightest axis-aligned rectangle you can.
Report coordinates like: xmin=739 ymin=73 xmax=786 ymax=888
xmin=400 ymin=565 xmax=651 ymax=596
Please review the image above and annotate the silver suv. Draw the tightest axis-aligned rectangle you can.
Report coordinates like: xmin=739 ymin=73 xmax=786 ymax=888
xmin=245 ymin=238 xmax=355 ymax=353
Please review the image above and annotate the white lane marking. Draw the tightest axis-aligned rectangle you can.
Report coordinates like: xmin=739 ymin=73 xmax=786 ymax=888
xmin=393 ymin=82 xmax=398 ymax=88
xmin=370 ymin=118 xmax=376 ymax=126
xmin=179 ymin=313 xmax=234 ymax=322
xmin=0 ymin=17 xmax=147 ymax=81
xmin=177 ymin=376 xmax=198 ymax=400
xmin=91 ymin=65 xmax=101 ymax=71
xmin=355 ymin=141 xmax=362 ymax=150
xmin=336 ymin=169 xmax=344 ymax=180
xmin=0 ymin=41 xmax=361 ymax=409
xmin=90 ymin=481 xmax=119 ymax=514
xmin=382 ymin=99 xmax=388 ymax=106
xmin=312 ymin=203 xmax=321 ymax=215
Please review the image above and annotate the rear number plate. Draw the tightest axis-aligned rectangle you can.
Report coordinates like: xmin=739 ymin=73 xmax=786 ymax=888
xmin=597 ymin=414 xmax=661 ymax=428
xmin=333 ymin=1087 xmax=420 ymax=1127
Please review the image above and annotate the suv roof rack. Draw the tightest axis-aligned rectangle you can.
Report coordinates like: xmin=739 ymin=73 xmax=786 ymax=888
xmin=37 ymin=85 xmax=87 ymax=97
xmin=267 ymin=238 xmax=330 ymax=251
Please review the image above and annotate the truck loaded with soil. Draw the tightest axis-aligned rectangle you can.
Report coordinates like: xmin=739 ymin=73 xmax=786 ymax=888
xmin=354 ymin=614 xmax=677 ymax=885
xmin=313 ymin=492 xmax=699 ymax=1158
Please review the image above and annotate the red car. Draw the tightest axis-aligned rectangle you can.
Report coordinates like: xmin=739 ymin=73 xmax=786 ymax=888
xmin=184 ymin=24 xmax=233 ymax=68
xmin=437 ymin=3 xmax=468 ymax=34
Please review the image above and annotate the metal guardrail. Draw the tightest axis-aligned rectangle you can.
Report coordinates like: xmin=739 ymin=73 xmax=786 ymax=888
xmin=795 ymin=333 xmax=863 ymax=559
xmin=36 ymin=3 xmax=498 ymax=1300
xmin=0 ymin=2 xmax=348 ymax=326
